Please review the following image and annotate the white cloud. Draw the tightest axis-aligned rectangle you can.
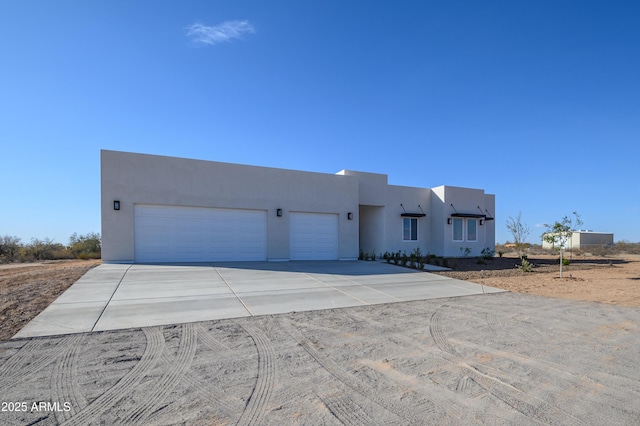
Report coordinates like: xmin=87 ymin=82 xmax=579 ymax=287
xmin=186 ymin=20 xmax=255 ymax=46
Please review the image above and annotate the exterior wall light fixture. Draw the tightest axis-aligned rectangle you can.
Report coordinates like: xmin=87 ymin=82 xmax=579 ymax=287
xmin=114 ymin=200 xmax=120 ymax=211
xmin=479 ymin=219 xmax=484 ymax=225
xmin=276 ymin=208 xmax=283 ymax=217
xmin=447 ymin=218 xmax=452 ymax=225
xmin=347 ymin=212 xmax=353 ymax=220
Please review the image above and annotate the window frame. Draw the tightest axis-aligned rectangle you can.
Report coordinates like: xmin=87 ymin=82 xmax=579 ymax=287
xmin=452 ymin=218 xmax=463 ymax=242
xmin=467 ymin=218 xmax=477 ymax=242
xmin=402 ymin=217 xmax=418 ymax=241
xmin=452 ymin=217 xmax=480 ymax=242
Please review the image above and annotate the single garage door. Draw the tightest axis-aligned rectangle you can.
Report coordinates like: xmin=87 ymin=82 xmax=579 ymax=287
xmin=135 ymin=205 xmax=267 ymax=262
xmin=290 ymin=212 xmax=339 ymax=260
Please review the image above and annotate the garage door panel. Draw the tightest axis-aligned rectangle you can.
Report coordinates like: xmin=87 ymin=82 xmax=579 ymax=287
xmin=290 ymin=212 xmax=338 ymax=260
xmin=135 ymin=205 xmax=266 ymax=262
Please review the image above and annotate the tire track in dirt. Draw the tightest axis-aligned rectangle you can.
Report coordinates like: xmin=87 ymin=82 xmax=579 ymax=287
xmin=458 ymin=361 xmax=584 ymax=426
xmin=50 ymin=334 xmax=87 ymax=423
xmin=147 ymin=343 xmax=253 ymax=426
xmin=454 ymin=375 xmax=485 ymax=398
xmin=195 ymin=323 xmax=232 ymax=353
xmin=457 ymin=326 xmax=640 ymax=413
xmin=278 ymin=318 xmax=418 ymax=424
xmin=119 ymin=322 xmax=198 ymax=425
xmin=236 ymin=322 xmax=276 ymax=426
xmin=427 ymin=306 xmax=585 ymax=425
xmin=485 ymin=312 xmax=501 ymax=335
xmin=345 ymin=308 xmax=585 ymax=425
xmin=458 ymin=304 xmax=635 ymax=404
xmin=61 ymin=326 xmax=165 ymax=426
xmin=429 ymin=305 xmax=457 ymax=356
xmin=0 ymin=336 xmax=77 ymax=391
xmin=332 ymin=310 xmax=474 ymax=424
xmin=319 ymin=392 xmax=378 ymax=426
xmin=357 ymin=359 xmax=470 ymax=425
xmin=182 ymin=373 xmax=242 ymax=419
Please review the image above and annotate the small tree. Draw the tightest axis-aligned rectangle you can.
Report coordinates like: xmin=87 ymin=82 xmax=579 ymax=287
xmin=0 ymin=235 xmax=22 ymax=262
xmin=69 ymin=232 xmax=101 ymax=258
xmin=26 ymin=237 xmax=64 ymax=261
xmin=506 ymin=212 xmax=531 ymax=257
xmin=543 ymin=212 xmax=583 ymax=278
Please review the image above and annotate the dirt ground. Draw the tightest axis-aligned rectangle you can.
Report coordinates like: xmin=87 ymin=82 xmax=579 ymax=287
xmin=435 ymin=253 xmax=640 ymax=307
xmin=1 ymin=256 xmax=639 ymax=424
xmin=1 ymin=292 xmax=638 ymax=424
xmin=0 ymin=260 xmax=101 ymax=342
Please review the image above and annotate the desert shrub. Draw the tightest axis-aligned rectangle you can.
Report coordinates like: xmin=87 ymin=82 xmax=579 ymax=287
xmin=0 ymin=235 xmax=22 ymax=262
xmin=481 ymin=248 xmax=495 ymax=260
xmin=51 ymin=248 xmax=73 ymax=260
xmin=69 ymin=232 xmax=101 ymax=258
xmin=24 ymin=238 xmax=67 ymax=261
xmin=562 ymin=258 xmax=570 ymax=266
xmin=0 ymin=232 xmax=103 ymax=262
xmin=616 ymin=241 xmax=640 ymax=254
xmin=526 ymin=244 xmax=546 ymax=255
xmin=518 ymin=258 xmax=534 ymax=272
xmin=77 ymin=252 xmax=101 ymax=260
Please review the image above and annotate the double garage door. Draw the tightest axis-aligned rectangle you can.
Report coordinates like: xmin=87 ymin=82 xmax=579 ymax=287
xmin=134 ymin=205 xmax=338 ymax=262
xmin=134 ymin=205 xmax=267 ymax=262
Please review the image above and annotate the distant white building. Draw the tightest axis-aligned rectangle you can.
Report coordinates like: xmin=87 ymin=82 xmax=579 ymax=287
xmin=542 ymin=230 xmax=614 ymax=250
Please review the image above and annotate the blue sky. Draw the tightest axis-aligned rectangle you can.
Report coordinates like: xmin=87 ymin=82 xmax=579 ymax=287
xmin=1 ymin=1 xmax=638 ymax=245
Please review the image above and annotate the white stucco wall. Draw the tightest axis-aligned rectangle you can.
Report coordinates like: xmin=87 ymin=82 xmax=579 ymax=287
xmin=101 ymin=150 xmax=496 ymax=262
xmin=340 ymin=170 xmax=432 ymax=256
xmin=358 ymin=205 xmax=385 ymax=255
xmin=101 ymin=150 xmax=359 ymax=262
xmin=431 ymin=185 xmax=496 ymax=257
xmin=336 ymin=170 xmax=388 ymax=206
xmin=382 ymin=185 xmax=431 ymax=255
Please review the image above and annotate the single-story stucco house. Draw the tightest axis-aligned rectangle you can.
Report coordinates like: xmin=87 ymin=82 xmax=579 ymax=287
xmin=101 ymin=150 xmax=495 ymax=263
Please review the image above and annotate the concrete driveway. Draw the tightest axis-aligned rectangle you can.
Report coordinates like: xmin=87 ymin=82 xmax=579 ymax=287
xmin=14 ymin=261 xmax=504 ymax=338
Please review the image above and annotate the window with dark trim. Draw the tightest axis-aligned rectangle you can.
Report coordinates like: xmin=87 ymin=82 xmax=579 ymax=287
xmin=452 ymin=218 xmax=463 ymax=241
xmin=452 ymin=217 xmax=478 ymax=242
xmin=403 ymin=217 xmax=418 ymax=241
xmin=467 ymin=218 xmax=477 ymax=242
